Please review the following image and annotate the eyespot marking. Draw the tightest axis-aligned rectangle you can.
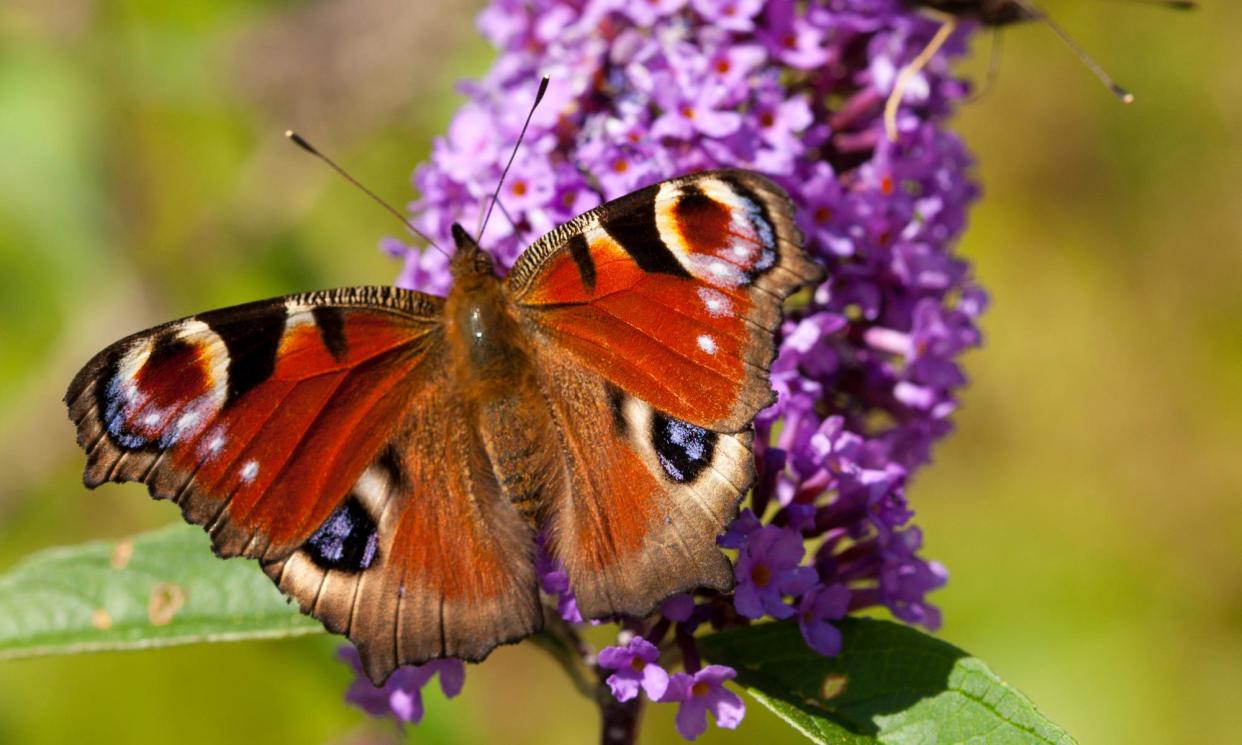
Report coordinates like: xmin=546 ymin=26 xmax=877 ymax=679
xmin=651 ymin=412 xmax=718 ymax=484
xmin=305 ymin=497 xmax=379 ymax=572
xmin=100 ymin=324 xmax=228 ymax=451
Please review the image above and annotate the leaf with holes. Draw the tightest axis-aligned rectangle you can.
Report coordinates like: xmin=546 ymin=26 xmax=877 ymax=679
xmin=0 ymin=524 xmax=321 ymax=660
xmin=698 ymin=618 xmax=1075 ymax=745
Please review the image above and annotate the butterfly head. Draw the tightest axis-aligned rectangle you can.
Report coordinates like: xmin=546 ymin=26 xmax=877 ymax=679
xmin=450 ymin=223 xmax=496 ymax=286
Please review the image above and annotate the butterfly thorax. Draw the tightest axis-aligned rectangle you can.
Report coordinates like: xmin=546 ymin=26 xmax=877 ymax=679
xmin=446 ymin=223 xmax=528 ymax=381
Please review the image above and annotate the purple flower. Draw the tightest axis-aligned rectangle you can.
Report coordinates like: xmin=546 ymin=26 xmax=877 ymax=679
xmin=661 ymin=665 xmax=746 ymax=740
xmin=659 ymin=593 xmax=697 ymax=623
xmin=618 ymin=0 xmax=687 ymax=27
xmin=598 ymin=637 xmax=671 ymax=702
xmin=339 ymin=647 xmax=464 ymax=725
xmin=536 ymin=533 xmax=583 ymax=623
xmin=717 ymin=507 xmax=761 ymax=549
xmin=703 ymin=43 xmax=767 ymax=89
xmin=732 ymin=525 xmax=818 ymax=619
xmin=754 ymin=90 xmax=813 ymax=150
xmin=652 ymin=83 xmax=744 ymax=140
xmin=692 ymin=0 xmax=764 ymax=32
xmin=798 ymin=583 xmax=851 ymax=657
xmin=759 ymin=2 xmax=831 ymax=70
xmin=877 ymin=527 xmax=948 ymax=629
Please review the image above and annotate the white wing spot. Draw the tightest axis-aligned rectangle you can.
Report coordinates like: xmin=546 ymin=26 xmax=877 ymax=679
xmin=695 ymin=256 xmax=746 ymax=287
xmin=160 ymin=407 xmax=204 ymax=447
xmin=697 ymin=287 xmax=733 ymax=317
xmin=697 ymin=335 xmax=718 ymax=355
xmin=240 ymin=460 xmax=259 ymax=483
xmin=142 ymin=412 xmax=161 ymax=427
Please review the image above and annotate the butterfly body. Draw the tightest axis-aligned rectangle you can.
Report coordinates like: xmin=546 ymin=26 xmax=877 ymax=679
xmin=65 ymin=170 xmax=822 ymax=684
xmin=907 ymin=0 xmax=1034 ymax=26
xmin=443 ymin=226 xmax=562 ymax=523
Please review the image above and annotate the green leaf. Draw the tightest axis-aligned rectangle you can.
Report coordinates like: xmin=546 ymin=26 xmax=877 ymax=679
xmin=698 ymin=618 xmax=1075 ymax=745
xmin=0 ymin=524 xmax=322 ymax=660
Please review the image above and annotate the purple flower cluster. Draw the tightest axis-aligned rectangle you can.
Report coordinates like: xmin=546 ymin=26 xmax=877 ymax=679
xmin=357 ymin=0 xmax=985 ymax=740
xmin=598 ymin=636 xmax=745 ymax=741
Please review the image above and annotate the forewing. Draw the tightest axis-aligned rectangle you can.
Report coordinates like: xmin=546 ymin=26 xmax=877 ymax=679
xmin=65 ymin=286 xmax=442 ymax=562
xmin=506 ymin=169 xmax=822 ymax=433
xmin=533 ymin=348 xmax=752 ymax=620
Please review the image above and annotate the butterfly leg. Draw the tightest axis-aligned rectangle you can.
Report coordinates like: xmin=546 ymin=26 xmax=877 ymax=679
xmin=884 ymin=16 xmax=958 ymax=142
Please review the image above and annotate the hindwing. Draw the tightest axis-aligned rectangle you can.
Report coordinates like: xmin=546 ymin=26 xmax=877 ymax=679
xmin=531 ymin=348 xmax=753 ymax=620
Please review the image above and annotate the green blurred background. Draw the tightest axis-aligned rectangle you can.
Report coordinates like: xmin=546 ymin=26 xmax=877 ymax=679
xmin=1 ymin=1 xmax=1239 ymax=742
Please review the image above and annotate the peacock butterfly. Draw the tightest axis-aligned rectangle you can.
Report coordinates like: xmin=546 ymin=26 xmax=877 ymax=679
xmin=64 ymin=165 xmax=823 ymax=685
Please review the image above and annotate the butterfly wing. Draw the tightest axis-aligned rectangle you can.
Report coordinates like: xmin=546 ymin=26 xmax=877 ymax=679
xmin=66 ymin=286 xmax=540 ymax=683
xmin=506 ymin=169 xmax=822 ymax=433
xmin=262 ymin=361 xmax=541 ymax=684
xmin=506 ymin=170 xmax=821 ymax=617
xmin=531 ymin=348 xmax=753 ymax=619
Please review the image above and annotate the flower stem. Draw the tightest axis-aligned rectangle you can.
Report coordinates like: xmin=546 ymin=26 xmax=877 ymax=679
xmin=597 ymin=674 xmax=643 ymax=745
xmin=531 ymin=609 xmax=597 ymax=699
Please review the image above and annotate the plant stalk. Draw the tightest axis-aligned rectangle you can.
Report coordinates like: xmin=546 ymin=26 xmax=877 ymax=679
xmin=598 ymin=676 xmax=643 ymax=745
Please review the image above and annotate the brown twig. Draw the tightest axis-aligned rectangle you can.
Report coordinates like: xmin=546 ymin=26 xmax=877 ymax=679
xmin=597 ymin=674 xmax=643 ymax=745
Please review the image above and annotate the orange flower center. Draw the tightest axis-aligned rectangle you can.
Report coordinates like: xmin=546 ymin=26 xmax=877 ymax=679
xmin=691 ymin=681 xmax=711 ymax=697
xmin=630 ymin=656 xmax=646 ymax=672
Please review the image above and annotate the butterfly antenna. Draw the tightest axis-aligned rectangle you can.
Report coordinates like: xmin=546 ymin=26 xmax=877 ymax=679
xmin=285 ymin=130 xmax=448 ymax=257
xmin=492 ymin=197 xmax=522 ymax=236
xmin=476 ymin=75 xmax=550 ymax=242
xmin=1013 ymin=0 xmax=1134 ymax=103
